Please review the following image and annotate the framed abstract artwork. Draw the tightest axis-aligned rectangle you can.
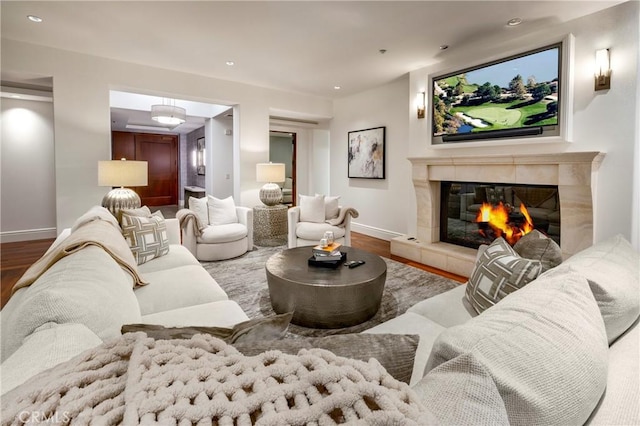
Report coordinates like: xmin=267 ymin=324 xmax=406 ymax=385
xmin=348 ymin=126 xmax=385 ymax=179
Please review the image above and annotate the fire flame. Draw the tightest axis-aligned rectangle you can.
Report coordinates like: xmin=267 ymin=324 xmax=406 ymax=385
xmin=476 ymin=202 xmax=534 ymax=245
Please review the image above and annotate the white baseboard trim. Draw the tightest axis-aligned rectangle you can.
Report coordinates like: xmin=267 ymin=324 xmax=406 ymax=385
xmin=1 ymin=227 xmax=57 ymax=243
xmin=350 ymin=222 xmax=403 ymax=242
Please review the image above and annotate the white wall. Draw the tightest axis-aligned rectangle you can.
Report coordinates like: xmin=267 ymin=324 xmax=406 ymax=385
xmin=311 ymin=129 xmax=330 ymax=196
xmin=633 ymin=5 xmax=640 ymax=249
xmin=0 ymin=97 xmax=57 ymax=242
xmin=205 ymin=117 xmax=234 ymax=198
xmin=1 ymin=39 xmax=332 ymax=230
xmin=330 ymin=76 xmax=411 ymax=240
xmin=330 ymin=2 xmax=638 ymax=245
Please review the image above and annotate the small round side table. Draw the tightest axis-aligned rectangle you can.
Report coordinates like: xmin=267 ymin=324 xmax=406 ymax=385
xmin=253 ymin=204 xmax=288 ymax=246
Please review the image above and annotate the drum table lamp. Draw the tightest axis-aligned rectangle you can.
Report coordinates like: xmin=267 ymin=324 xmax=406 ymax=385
xmin=98 ymin=159 xmax=148 ymax=216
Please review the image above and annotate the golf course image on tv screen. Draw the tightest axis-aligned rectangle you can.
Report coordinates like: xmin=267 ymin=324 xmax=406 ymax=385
xmin=432 ymin=44 xmax=561 ymax=140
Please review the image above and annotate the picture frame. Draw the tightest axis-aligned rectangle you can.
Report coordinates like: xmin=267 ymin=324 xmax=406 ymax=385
xmin=196 ymin=137 xmax=205 ymax=175
xmin=348 ymin=126 xmax=385 ymax=179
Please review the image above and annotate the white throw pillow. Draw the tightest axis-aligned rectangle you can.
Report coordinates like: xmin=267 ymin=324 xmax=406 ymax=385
xmin=189 ymin=196 xmax=209 ymax=226
xmin=207 ymin=195 xmax=238 ymax=225
xmin=559 ymin=234 xmax=640 ymax=344
xmin=317 ymin=194 xmax=341 ymax=220
xmin=299 ymin=194 xmax=325 ymax=223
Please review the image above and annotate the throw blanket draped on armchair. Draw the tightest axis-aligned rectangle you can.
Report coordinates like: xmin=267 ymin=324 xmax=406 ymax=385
xmin=326 ymin=207 xmax=359 ymax=227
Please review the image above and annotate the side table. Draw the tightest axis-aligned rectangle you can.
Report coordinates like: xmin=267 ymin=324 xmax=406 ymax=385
xmin=253 ymin=204 xmax=288 ymax=246
xmin=184 ymin=186 xmax=206 ymax=204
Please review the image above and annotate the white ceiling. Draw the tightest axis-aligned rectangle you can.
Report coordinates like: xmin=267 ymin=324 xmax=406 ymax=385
xmin=1 ymin=1 xmax=624 ymax=101
xmin=109 ymin=91 xmax=232 ymax=134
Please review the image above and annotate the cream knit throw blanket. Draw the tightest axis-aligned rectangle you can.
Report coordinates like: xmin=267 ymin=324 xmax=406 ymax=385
xmin=1 ymin=333 xmax=432 ymax=425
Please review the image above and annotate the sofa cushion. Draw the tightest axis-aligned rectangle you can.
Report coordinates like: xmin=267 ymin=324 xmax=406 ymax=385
xmin=299 ymin=194 xmax=325 ymax=223
xmin=197 ymin=223 xmax=247 ymax=244
xmin=513 ymin=229 xmax=563 ymax=272
xmin=295 ymin=222 xmax=346 ymax=241
xmin=137 ymin=244 xmax=200 ymax=274
xmin=413 ymin=352 xmax=509 ymax=425
xmin=559 ymin=234 xmax=640 ymax=344
xmin=1 ymin=246 xmax=141 ymax=361
xmin=427 ymin=270 xmax=609 ymax=426
xmin=121 ymin=211 xmax=170 ymax=265
xmin=207 ymin=195 xmax=238 ymax=225
xmin=140 ymin=300 xmax=249 ymax=328
xmin=408 ymin=284 xmax=475 ymax=327
xmin=135 ymin=265 xmax=228 ymax=315
xmin=1 ymin=323 xmax=102 ymax=395
xmin=465 ymin=237 xmax=542 ymax=314
xmin=364 ymin=312 xmax=446 ymax=386
xmin=585 ymin=321 xmax=639 ymax=425
xmin=189 ymin=196 xmax=209 ymax=226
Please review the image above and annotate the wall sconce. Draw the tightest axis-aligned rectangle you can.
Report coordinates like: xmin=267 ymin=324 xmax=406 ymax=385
xmin=594 ymin=48 xmax=611 ymax=91
xmin=416 ymin=91 xmax=426 ymax=119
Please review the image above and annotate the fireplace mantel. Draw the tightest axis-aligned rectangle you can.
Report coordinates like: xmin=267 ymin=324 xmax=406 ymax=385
xmin=391 ymin=151 xmax=605 ymax=277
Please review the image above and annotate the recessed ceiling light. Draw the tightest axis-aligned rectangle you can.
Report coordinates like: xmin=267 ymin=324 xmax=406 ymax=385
xmin=334 ymin=86 xmax=341 ymax=90
xmin=507 ymin=17 xmax=522 ymax=26
xmin=226 ymin=61 xmax=235 ymax=66
xmin=27 ymin=15 xmax=43 ymax=23
xmin=439 ymin=45 xmax=449 ymax=50
xmin=11 ymin=95 xmax=21 ymax=98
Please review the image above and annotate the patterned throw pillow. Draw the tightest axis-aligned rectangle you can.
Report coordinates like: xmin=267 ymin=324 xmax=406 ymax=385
xmin=121 ymin=211 xmax=169 ymax=265
xmin=465 ymin=237 xmax=542 ymax=314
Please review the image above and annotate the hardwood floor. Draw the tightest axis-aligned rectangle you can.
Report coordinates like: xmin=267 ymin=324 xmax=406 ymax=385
xmin=0 ymin=232 xmax=467 ymax=309
xmin=1 ymin=238 xmax=55 ymax=309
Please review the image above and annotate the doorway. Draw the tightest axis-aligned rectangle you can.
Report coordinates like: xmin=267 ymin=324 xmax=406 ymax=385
xmin=112 ymin=131 xmax=179 ymax=206
xmin=269 ymin=131 xmax=296 ymax=206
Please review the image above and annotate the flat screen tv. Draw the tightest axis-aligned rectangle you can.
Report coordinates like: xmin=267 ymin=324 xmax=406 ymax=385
xmin=431 ymin=42 xmax=564 ymax=144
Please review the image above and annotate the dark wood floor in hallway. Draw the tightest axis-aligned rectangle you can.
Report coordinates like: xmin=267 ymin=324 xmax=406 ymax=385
xmin=1 ymin=232 xmax=466 ymax=309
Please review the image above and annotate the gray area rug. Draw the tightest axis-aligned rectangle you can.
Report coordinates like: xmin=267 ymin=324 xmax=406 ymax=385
xmin=201 ymin=245 xmax=460 ymax=337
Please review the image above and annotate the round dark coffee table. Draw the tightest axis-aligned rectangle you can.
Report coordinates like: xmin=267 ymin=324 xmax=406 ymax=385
xmin=265 ymin=246 xmax=387 ymax=328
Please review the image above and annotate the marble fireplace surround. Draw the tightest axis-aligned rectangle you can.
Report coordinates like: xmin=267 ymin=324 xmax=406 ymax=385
xmin=390 ymin=151 xmax=605 ymax=277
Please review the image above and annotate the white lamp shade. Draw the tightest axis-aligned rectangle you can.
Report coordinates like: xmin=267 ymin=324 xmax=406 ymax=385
xmin=151 ymin=104 xmax=186 ymax=125
xmin=595 ymin=48 xmax=610 ymax=76
xmin=256 ymin=163 xmax=286 ymax=183
xmin=98 ymin=160 xmax=148 ymax=187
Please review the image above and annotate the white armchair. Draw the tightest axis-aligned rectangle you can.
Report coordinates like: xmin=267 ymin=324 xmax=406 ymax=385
xmin=287 ymin=205 xmax=354 ymax=248
xmin=179 ymin=196 xmax=253 ymax=261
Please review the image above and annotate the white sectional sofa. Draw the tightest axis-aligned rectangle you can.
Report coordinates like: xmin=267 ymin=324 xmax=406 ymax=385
xmin=1 ymin=206 xmax=638 ymax=425
xmin=0 ymin=214 xmax=249 ymax=394
xmin=366 ymin=234 xmax=639 ymax=425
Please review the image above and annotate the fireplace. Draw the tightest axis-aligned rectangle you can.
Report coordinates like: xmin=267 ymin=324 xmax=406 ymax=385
xmin=440 ymin=182 xmax=561 ymax=249
xmin=391 ymin=152 xmax=604 ymax=277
